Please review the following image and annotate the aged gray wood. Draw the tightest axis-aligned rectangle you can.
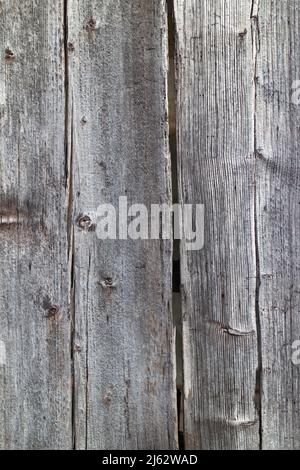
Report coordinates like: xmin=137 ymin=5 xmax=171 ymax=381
xmin=67 ymin=0 xmax=177 ymax=449
xmin=0 ymin=1 xmax=72 ymax=449
xmin=255 ymin=0 xmax=300 ymax=449
xmin=174 ymin=0 xmax=260 ymax=449
xmin=3 ymin=0 xmax=298 ymax=452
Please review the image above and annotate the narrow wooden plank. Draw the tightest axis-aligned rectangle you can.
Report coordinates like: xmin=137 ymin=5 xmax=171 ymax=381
xmin=255 ymin=0 xmax=300 ymax=449
xmin=68 ymin=0 xmax=177 ymax=449
xmin=0 ymin=1 xmax=72 ymax=449
xmin=174 ymin=0 xmax=260 ymax=449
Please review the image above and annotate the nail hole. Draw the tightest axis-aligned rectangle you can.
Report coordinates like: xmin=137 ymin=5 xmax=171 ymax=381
xmin=67 ymin=42 xmax=75 ymax=52
xmin=238 ymin=28 xmax=247 ymax=39
xmin=74 ymin=344 xmax=82 ymax=353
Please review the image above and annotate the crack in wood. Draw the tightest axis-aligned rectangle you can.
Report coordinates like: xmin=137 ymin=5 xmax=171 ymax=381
xmin=251 ymin=0 xmax=263 ymax=450
xmin=167 ymin=0 xmax=183 ymax=451
xmin=64 ymin=0 xmax=76 ymax=451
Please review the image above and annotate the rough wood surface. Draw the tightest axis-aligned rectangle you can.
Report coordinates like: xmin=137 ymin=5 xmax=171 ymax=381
xmin=255 ymin=0 xmax=300 ymax=450
xmin=67 ymin=0 xmax=177 ymax=449
xmin=174 ymin=0 xmax=260 ymax=449
xmin=1 ymin=0 xmax=299 ymax=451
xmin=0 ymin=1 xmax=72 ymax=449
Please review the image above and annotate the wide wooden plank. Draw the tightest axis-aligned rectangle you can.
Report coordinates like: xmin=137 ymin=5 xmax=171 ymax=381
xmin=0 ymin=1 xmax=72 ymax=449
xmin=255 ymin=0 xmax=300 ymax=449
xmin=174 ymin=0 xmax=260 ymax=449
xmin=67 ymin=0 xmax=177 ymax=449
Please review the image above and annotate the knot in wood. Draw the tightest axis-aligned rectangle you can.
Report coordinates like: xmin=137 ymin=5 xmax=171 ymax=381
xmin=47 ymin=305 xmax=59 ymax=318
xmin=85 ymin=18 xmax=98 ymax=32
xmin=77 ymin=214 xmax=92 ymax=230
xmin=100 ymin=277 xmax=117 ymax=289
xmin=5 ymin=48 xmax=15 ymax=60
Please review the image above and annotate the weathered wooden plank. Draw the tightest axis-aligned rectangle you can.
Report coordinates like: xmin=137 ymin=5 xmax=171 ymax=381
xmin=0 ymin=1 xmax=72 ymax=449
xmin=67 ymin=0 xmax=177 ymax=449
xmin=255 ymin=0 xmax=300 ymax=449
xmin=174 ymin=0 xmax=260 ymax=449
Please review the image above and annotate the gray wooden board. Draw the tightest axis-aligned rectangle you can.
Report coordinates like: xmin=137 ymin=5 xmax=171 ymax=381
xmin=67 ymin=0 xmax=177 ymax=449
xmin=0 ymin=0 xmax=72 ymax=449
xmin=255 ymin=0 xmax=300 ymax=450
xmin=174 ymin=0 xmax=260 ymax=449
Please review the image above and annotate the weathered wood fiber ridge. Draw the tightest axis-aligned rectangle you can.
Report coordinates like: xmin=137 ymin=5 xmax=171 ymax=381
xmin=175 ymin=0 xmax=300 ymax=450
xmin=0 ymin=0 xmax=300 ymax=450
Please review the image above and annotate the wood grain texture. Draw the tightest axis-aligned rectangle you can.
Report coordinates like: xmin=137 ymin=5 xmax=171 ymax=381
xmin=0 ymin=1 xmax=72 ymax=449
xmin=255 ymin=0 xmax=300 ymax=450
xmin=67 ymin=0 xmax=177 ymax=449
xmin=174 ymin=0 xmax=260 ymax=449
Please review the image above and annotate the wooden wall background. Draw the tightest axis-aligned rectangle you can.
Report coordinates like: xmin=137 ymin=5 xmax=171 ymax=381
xmin=0 ymin=0 xmax=299 ymax=450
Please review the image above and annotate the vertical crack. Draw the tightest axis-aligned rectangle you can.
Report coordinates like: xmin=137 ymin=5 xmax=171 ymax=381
xmin=69 ymin=225 xmax=75 ymax=450
xmin=64 ymin=0 xmax=76 ymax=450
xmin=167 ymin=0 xmax=184 ymax=450
xmin=64 ymin=0 xmax=70 ymax=189
xmin=85 ymin=251 xmax=91 ymax=450
xmin=251 ymin=0 xmax=262 ymax=450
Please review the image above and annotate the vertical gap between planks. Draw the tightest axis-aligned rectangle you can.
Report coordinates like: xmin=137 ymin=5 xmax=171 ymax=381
xmin=251 ymin=0 xmax=263 ymax=450
xmin=64 ymin=0 xmax=76 ymax=450
xmin=167 ymin=0 xmax=184 ymax=450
